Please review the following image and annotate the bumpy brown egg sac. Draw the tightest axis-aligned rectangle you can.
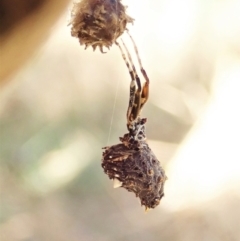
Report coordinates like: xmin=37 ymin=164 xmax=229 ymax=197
xmin=70 ymin=0 xmax=134 ymax=52
xmin=102 ymin=135 xmax=167 ymax=209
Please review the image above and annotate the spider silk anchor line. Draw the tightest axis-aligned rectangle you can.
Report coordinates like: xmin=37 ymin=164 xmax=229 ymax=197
xmin=106 ymin=76 xmax=120 ymax=146
xmin=70 ymin=0 xmax=167 ymax=210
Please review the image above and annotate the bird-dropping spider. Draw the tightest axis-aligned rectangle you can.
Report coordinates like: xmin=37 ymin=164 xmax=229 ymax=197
xmin=102 ymin=32 xmax=167 ymax=210
xmin=115 ymin=33 xmax=149 ymax=144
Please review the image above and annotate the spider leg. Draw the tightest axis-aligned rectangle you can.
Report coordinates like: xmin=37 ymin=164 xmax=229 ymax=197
xmin=115 ymin=41 xmax=136 ymax=124
xmin=127 ymin=31 xmax=149 ymax=110
xmin=121 ymin=39 xmax=142 ymax=122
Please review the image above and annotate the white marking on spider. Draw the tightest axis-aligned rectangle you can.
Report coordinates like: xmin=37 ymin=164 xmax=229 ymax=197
xmin=113 ymin=178 xmax=122 ymax=188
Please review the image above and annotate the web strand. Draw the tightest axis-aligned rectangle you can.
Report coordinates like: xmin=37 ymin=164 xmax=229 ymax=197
xmin=107 ymin=77 xmax=120 ymax=145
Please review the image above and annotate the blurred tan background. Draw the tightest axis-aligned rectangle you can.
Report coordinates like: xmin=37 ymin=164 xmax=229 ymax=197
xmin=0 ymin=0 xmax=240 ymax=240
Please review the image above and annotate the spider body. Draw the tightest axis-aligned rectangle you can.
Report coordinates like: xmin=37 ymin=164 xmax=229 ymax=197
xmin=102 ymin=32 xmax=167 ymax=209
xmin=102 ymin=118 xmax=167 ymax=209
xmin=70 ymin=0 xmax=134 ymax=52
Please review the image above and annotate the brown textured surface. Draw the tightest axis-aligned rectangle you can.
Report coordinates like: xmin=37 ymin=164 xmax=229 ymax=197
xmin=102 ymin=119 xmax=167 ymax=209
xmin=70 ymin=0 xmax=134 ymax=52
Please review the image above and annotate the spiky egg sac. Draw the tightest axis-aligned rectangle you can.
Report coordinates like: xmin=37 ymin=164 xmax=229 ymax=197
xmin=70 ymin=0 xmax=134 ymax=52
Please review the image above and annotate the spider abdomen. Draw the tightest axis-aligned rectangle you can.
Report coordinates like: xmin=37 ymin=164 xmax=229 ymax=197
xmin=102 ymin=137 xmax=167 ymax=209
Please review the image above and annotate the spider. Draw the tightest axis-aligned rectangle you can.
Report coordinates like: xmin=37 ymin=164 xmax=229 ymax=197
xmin=115 ymin=31 xmax=150 ymax=143
xmin=102 ymin=32 xmax=167 ymax=210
